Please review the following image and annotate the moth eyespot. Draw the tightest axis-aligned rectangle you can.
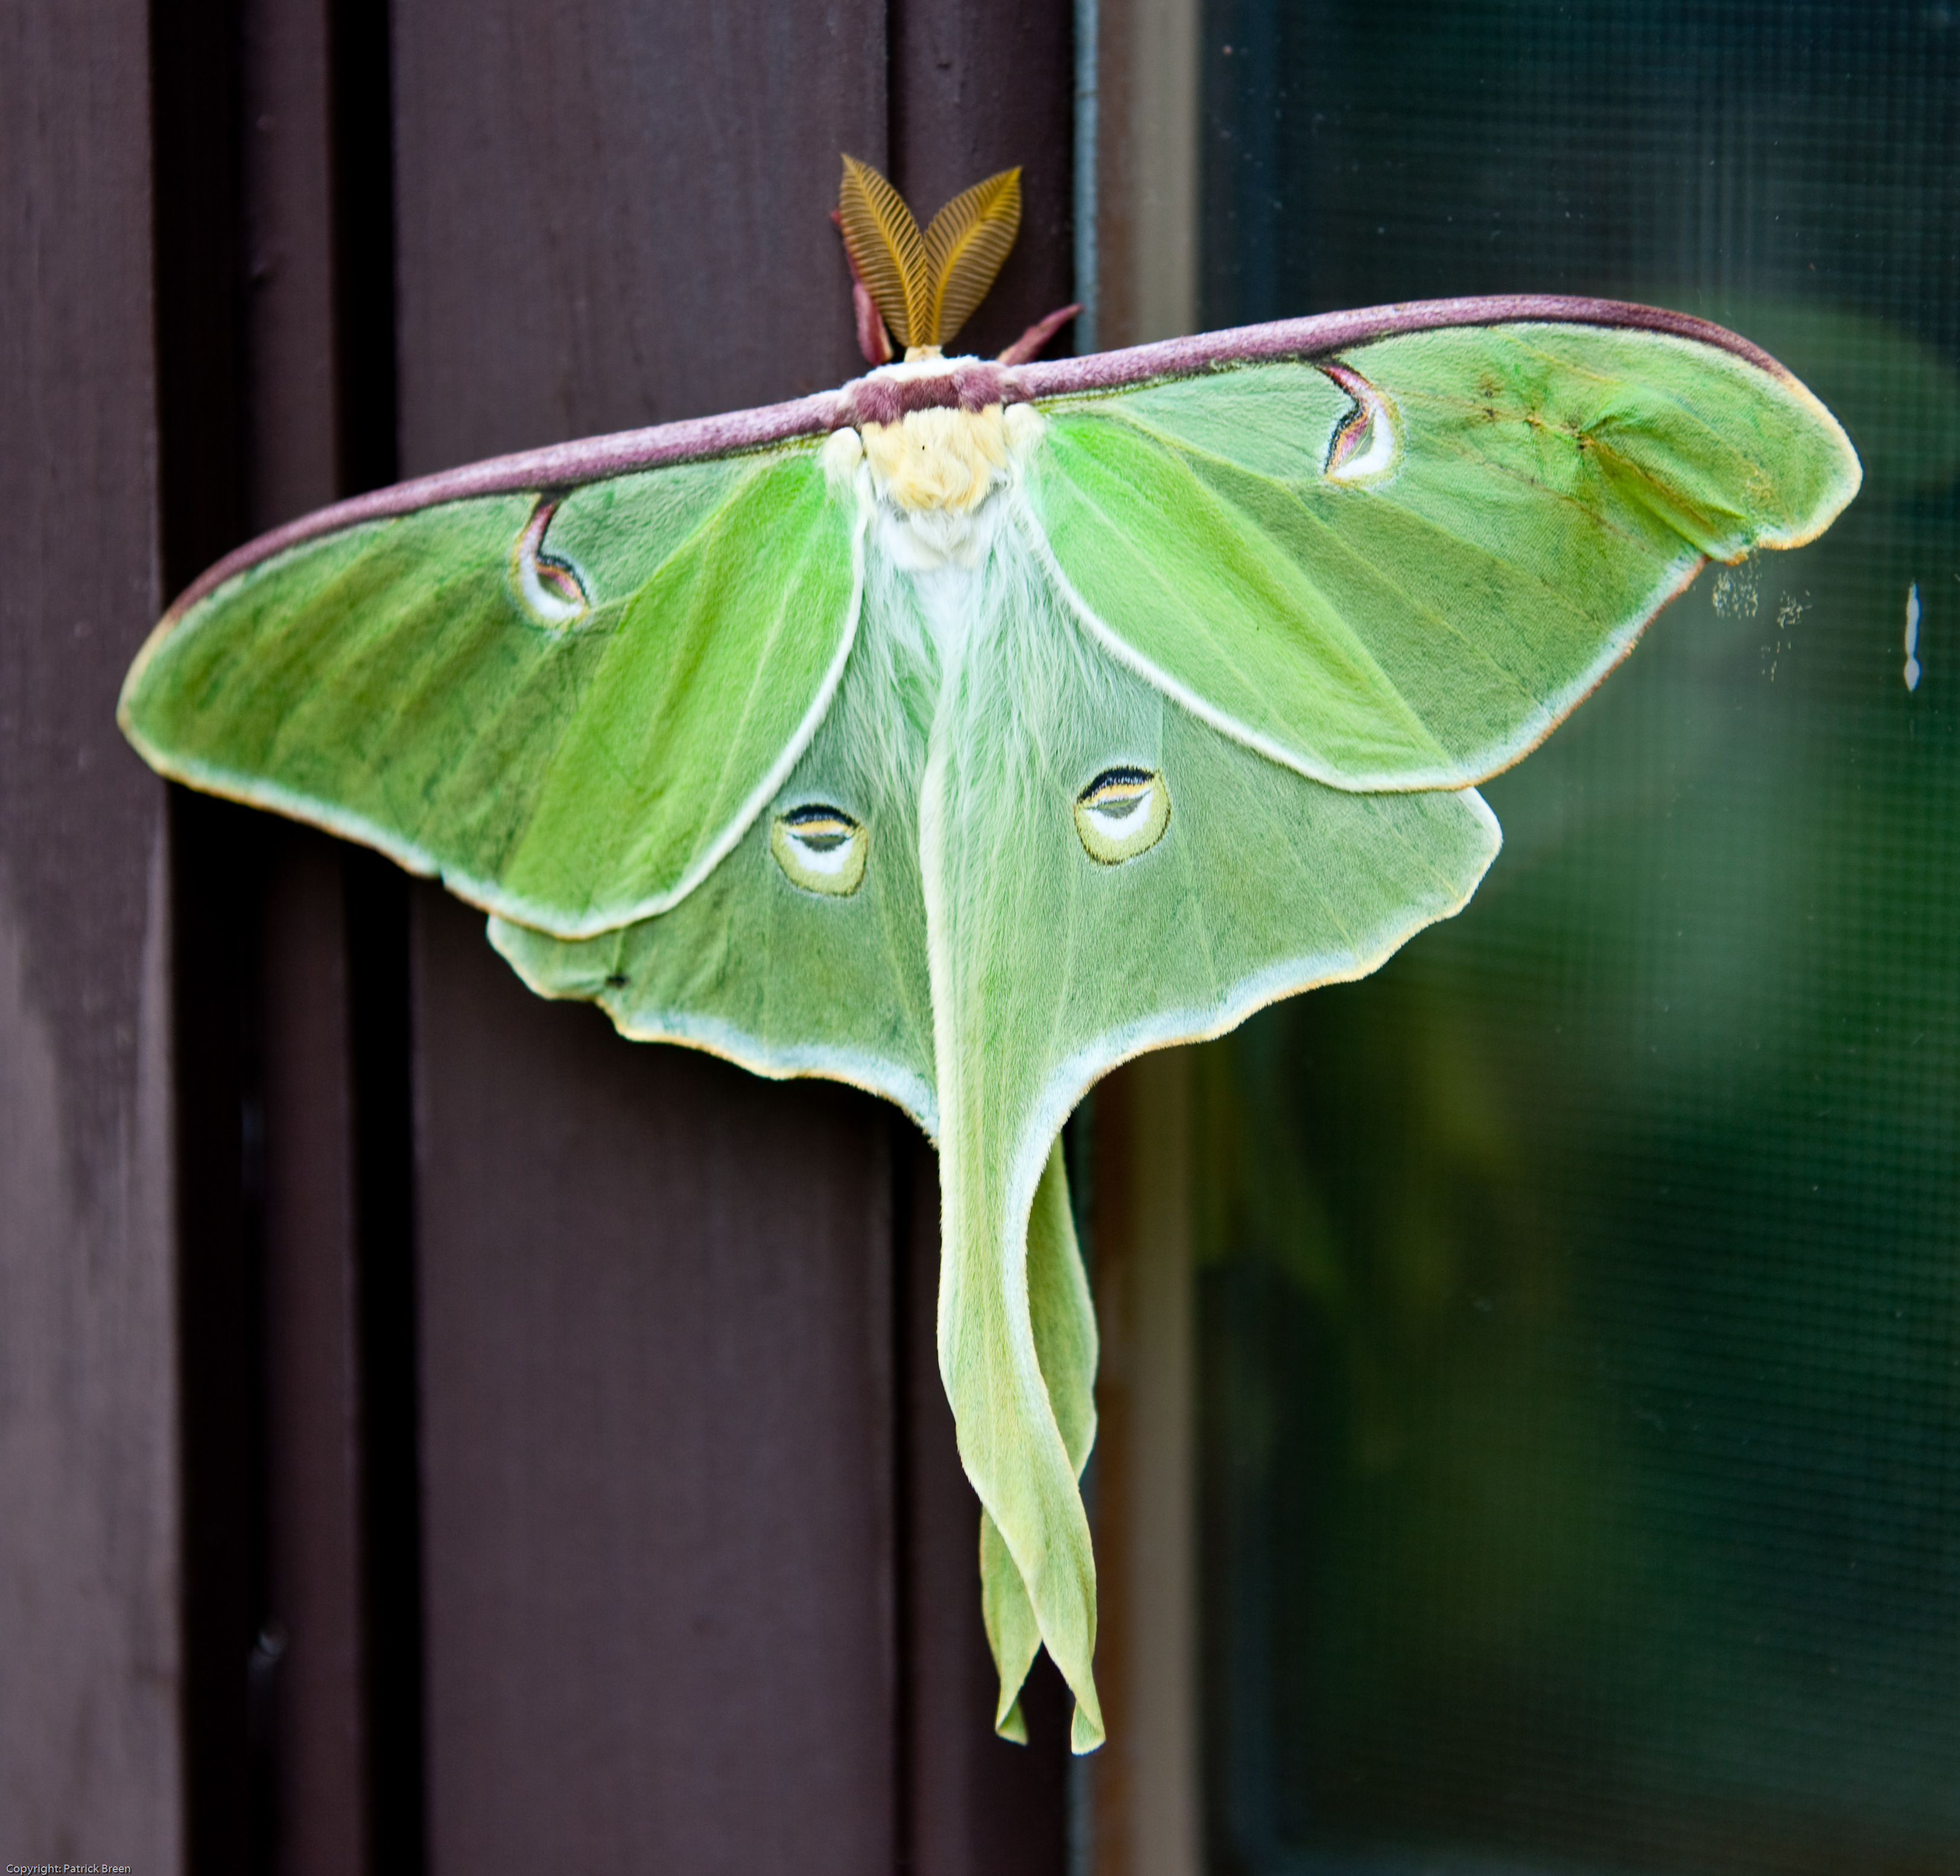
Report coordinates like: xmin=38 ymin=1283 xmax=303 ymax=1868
xmin=510 ymin=495 xmax=589 ymax=626
xmin=770 ymin=804 xmax=869 ymax=897
xmin=1321 ymin=364 xmax=1401 ymax=483
xmin=1074 ymin=766 xmax=1170 ymax=865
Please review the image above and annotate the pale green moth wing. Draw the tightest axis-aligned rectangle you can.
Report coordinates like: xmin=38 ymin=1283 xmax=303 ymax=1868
xmin=921 ymin=541 xmax=1500 ymax=1748
xmin=491 ymin=555 xmax=940 ymax=1129
xmin=1024 ymin=322 xmax=1862 ymax=791
xmin=119 ymin=439 xmax=861 ymax=938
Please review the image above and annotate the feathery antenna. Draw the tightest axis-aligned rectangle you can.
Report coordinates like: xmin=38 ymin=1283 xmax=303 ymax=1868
xmin=836 ymin=156 xmax=1023 ymax=355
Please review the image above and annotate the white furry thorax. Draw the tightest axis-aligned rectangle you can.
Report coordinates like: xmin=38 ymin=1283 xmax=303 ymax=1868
xmin=822 ymin=398 xmax=1045 ymax=575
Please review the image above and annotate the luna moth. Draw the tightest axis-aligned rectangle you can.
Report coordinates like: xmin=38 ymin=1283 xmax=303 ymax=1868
xmin=118 ymin=154 xmax=1861 ymax=1754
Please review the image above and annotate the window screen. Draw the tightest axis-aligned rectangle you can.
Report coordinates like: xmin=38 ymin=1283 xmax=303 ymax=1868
xmin=1193 ymin=5 xmax=1960 ymax=1872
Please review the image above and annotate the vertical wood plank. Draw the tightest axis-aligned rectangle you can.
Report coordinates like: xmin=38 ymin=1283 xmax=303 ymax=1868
xmin=233 ymin=8 xmax=376 ymax=1870
xmin=0 ymin=2 xmax=182 ymax=1864
xmin=222 ymin=5 xmax=402 ymax=1866
xmin=411 ymin=895 xmax=898 ymax=1871
xmin=389 ymin=13 xmax=895 ymax=1866
xmin=392 ymin=0 xmax=885 ymax=466
xmin=890 ymin=0 xmax=1078 ymax=361
xmin=340 ymin=851 xmax=423 ymax=1876
xmin=259 ymin=833 xmax=370 ymax=1876
xmin=1089 ymin=1056 xmax=1202 ymax=1876
xmin=149 ymin=1 xmax=273 ymax=1860
xmin=241 ymin=0 xmax=341 ymax=534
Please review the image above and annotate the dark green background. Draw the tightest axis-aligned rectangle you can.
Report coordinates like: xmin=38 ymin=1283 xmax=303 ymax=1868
xmin=1194 ymin=4 xmax=1960 ymax=1871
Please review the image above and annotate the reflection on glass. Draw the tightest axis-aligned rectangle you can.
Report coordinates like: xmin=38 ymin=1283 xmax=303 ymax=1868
xmin=1195 ymin=5 xmax=1960 ymax=1873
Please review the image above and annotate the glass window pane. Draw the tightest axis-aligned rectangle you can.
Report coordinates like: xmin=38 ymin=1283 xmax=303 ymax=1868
xmin=1194 ymin=6 xmax=1960 ymax=1872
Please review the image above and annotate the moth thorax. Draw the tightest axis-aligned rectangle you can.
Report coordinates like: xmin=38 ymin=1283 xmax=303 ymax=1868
xmin=861 ymin=405 xmax=1012 ymax=515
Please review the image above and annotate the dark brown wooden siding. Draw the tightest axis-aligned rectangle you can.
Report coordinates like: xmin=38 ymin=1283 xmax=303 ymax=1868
xmin=0 ymin=2 xmax=182 ymax=1864
xmin=1 ymin=1 xmax=1077 ymax=1868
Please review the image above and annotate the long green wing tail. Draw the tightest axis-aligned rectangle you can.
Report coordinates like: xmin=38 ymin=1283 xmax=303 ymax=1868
xmin=923 ymin=548 xmax=1500 ymax=1748
xmin=980 ymin=1137 xmax=1099 ymax=1746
